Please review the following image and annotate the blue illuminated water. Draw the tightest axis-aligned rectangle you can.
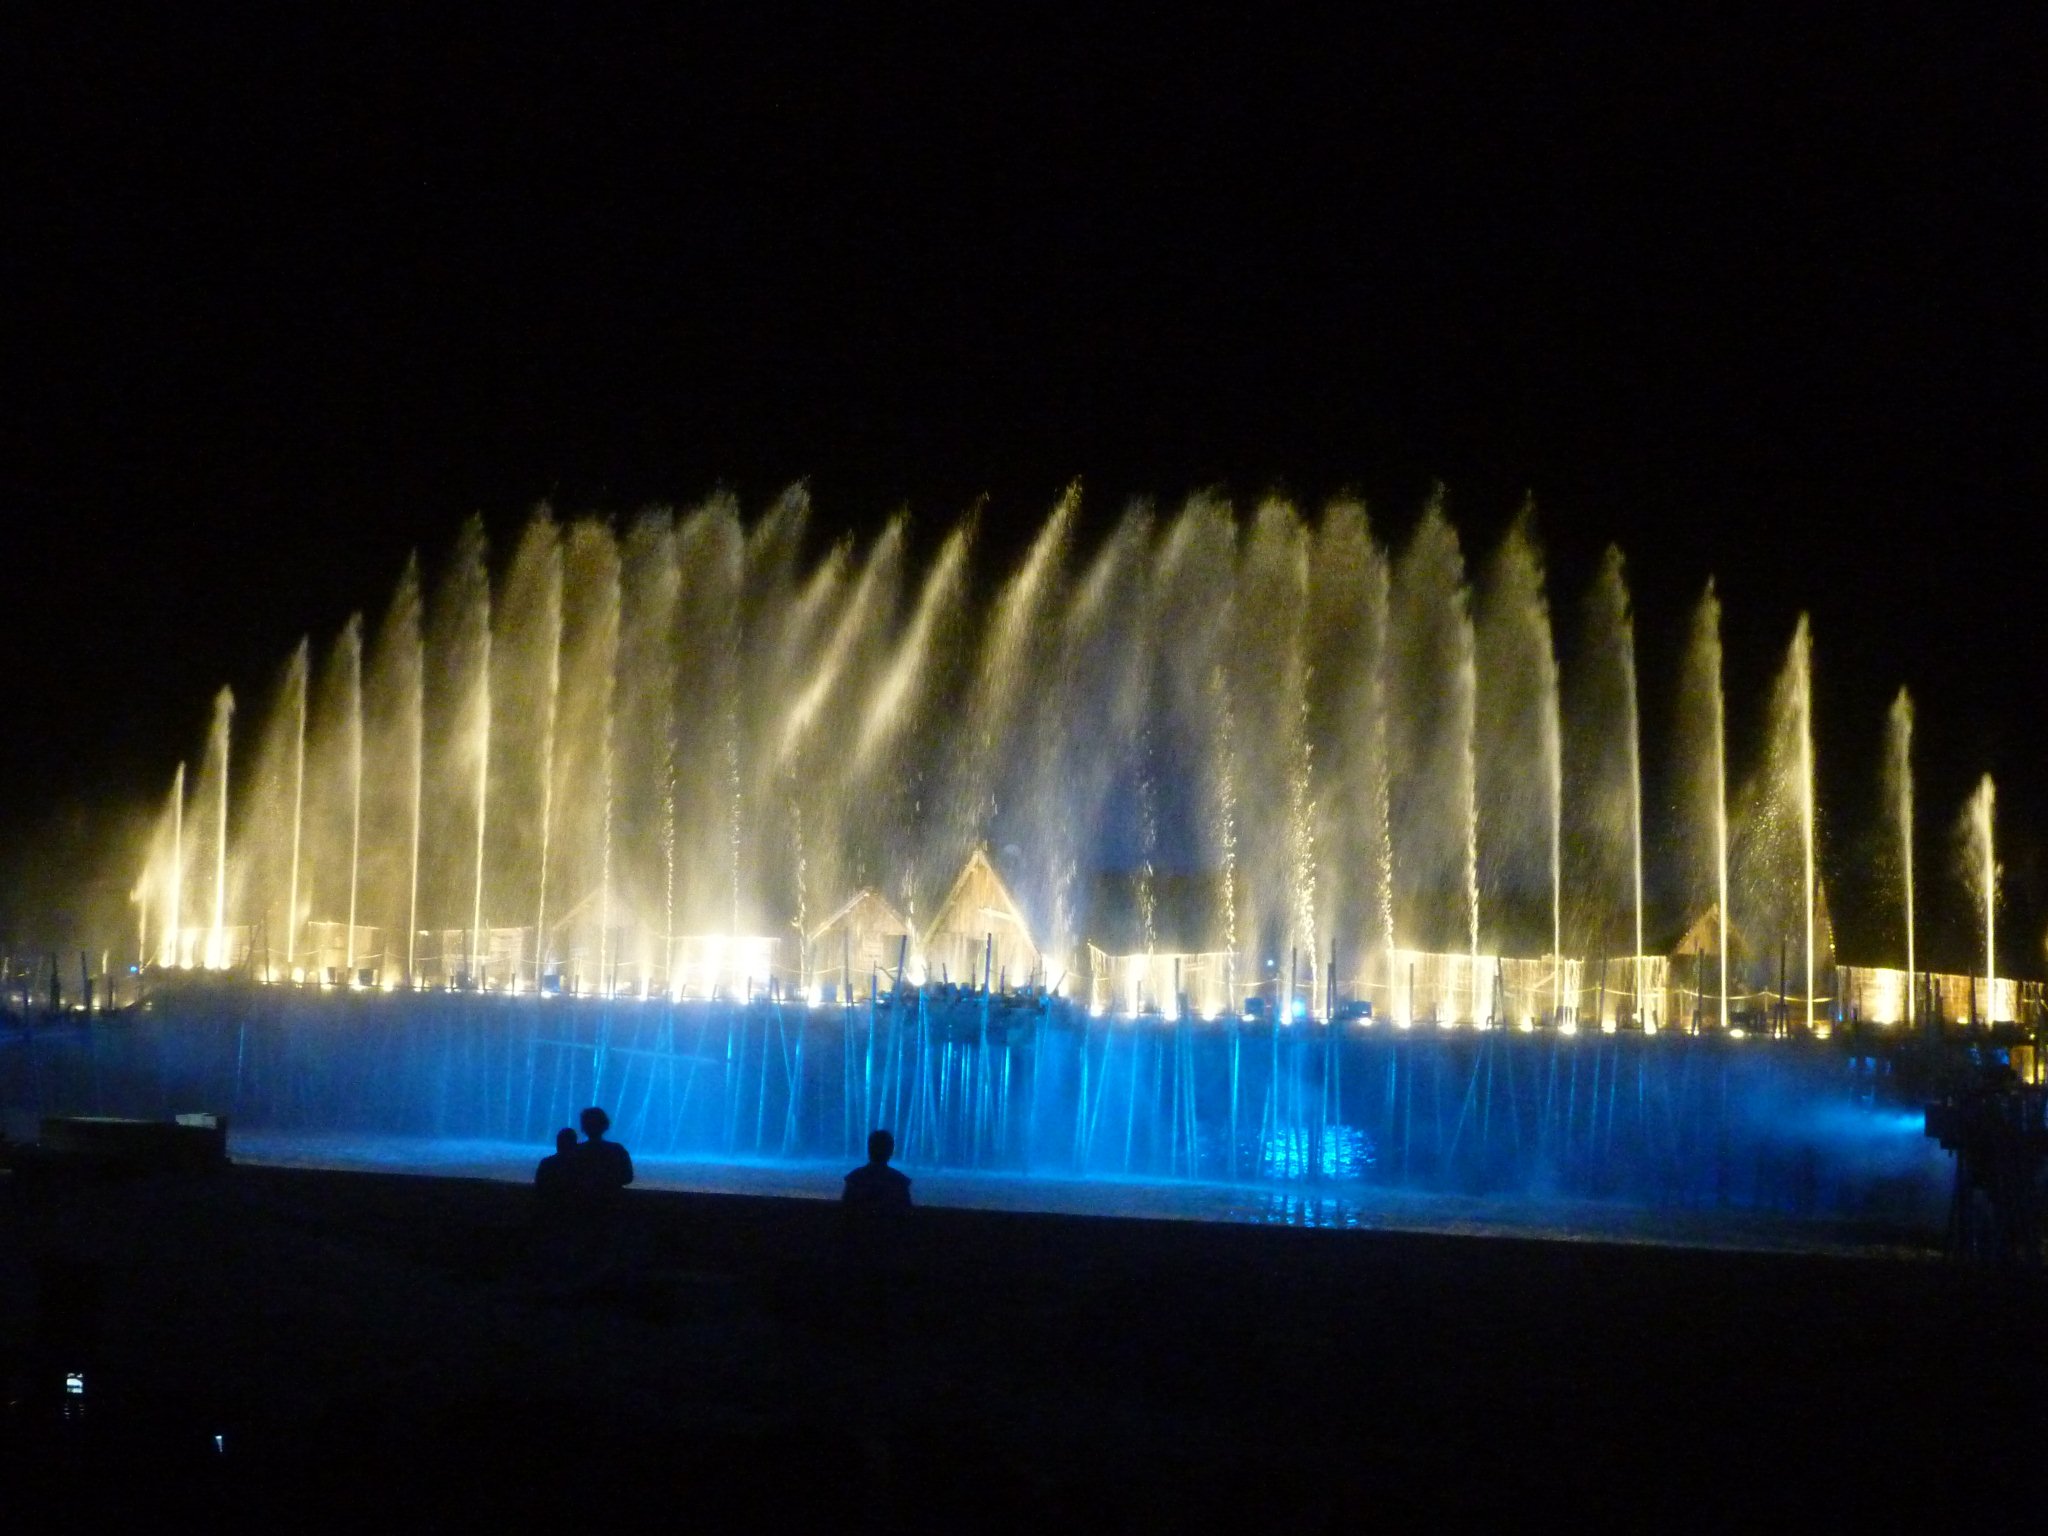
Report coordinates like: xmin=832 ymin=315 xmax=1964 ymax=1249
xmin=3 ymin=982 xmax=1952 ymax=1254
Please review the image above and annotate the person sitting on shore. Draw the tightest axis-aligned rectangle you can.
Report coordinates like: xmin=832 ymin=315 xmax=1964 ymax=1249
xmin=842 ymin=1129 xmax=912 ymax=1209
xmin=577 ymin=1106 xmax=634 ymax=1191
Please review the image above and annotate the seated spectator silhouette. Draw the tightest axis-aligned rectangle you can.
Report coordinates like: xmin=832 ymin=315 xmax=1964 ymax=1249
xmin=576 ymin=1106 xmax=634 ymax=1191
xmin=534 ymin=1127 xmax=579 ymax=1199
xmin=842 ymin=1129 xmax=912 ymax=1209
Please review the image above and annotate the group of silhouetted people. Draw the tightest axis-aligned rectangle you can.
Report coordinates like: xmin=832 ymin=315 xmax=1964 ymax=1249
xmin=525 ymin=1109 xmax=909 ymax=1325
xmin=534 ymin=1106 xmax=635 ymax=1206
xmin=534 ymin=1109 xmax=912 ymax=1216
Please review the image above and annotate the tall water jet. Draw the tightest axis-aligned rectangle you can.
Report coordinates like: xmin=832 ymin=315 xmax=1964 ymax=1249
xmin=855 ymin=515 xmax=974 ymax=949
xmin=342 ymin=617 xmax=364 ymax=977
xmin=1155 ymin=497 xmax=1239 ymax=993
xmin=1966 ymin=774 xmax=1996 ymax=1021
xmin=943 ymin=488 xmax=1076 ymax=905
xmin=548 ymin=522 xmax=622 ymax=989
xmin=1045 ymin=503 xmax=1154 ymax=974
xmin=471 ymin=633 xmax=490 ymax=975
xmin=1389 ymin=496 xmax=1478 ymax=1016
xmin=225 ymin=640 xmax=310 ymax=974
xmin=1233 ymin=499 xmax=1315 ymax=1000
xmin=1678 ymin=584 xmax=1730 ymax=1030
xmin=855 ymin=520 xmax=972 ymax=775
xmin=164 ymin=762 xmax=185 ymax=967
xmin=489 ymin=516 xmax=564 ymax=985
xmin=1370 ymin=575 xmax=1396 ymax=970
xmin=206 ymin=687 xmax=234 ymax=969
xmin=1740 ymin=616 xmax=1822 ymax=1031
xmin=408 ymin=622 xmax=422 ymax=980
xmin=286 ymin=638 xmax=309 ymax=968
xmin=776 ymin=516 xmax=903 ymax=926
xmin=1476 ymin=510 xmax=1561 ymax=1021
xmin=421 ymin=519 xmax=492 ymax=980
xmin=1306 ymin=499 xmax=1393 ymax=984
xmin=736 ymin=510 xmax=829 ymax=943
xmin=359 ymin=555 xmax=426 ymax=983
xmin=1623 ymin=591 xmax=1643 ymax=1017
xmin=1886 ymin=689 xmax=1915 ymax=1023
xmin=534 ymin=533 xmax=564 ymax=980
xmin=616 ymin=512 xmax=682 ymax=991
xmin=1569 ymin=549 xmax=1644 ymax=1021
xmin=1462 ymin=639 xmax=1479 ymax=1019
xmin=1792 ymin=618 xmax=1816 ymax=1032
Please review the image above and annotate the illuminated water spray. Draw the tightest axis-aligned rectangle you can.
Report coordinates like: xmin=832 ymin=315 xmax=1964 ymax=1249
xmin=342 ymin=617 xmax=364 ymax=978
xmin=1371 ymin=600 xmax=1396 ymax=966
xmin=112 ymin=487 xmax=1959 ymax=1036
xmin=1969 ymin=774 xmax=1996 ymax=1020
xmin=1887 ymin=690 xmax=1915 ymax=1023
xmin=471 ymin=630 xmax=491 ymax=978
xmin=1610 ymin=565 xmax=1645 ymax=1022
xmin=1688 ymin=585 xmax=1730 ymax=1032
xmin=1537 ymin=595 xmax=1562 ymax=1027
xmin=285 ymin=638 xmax=309 ymax=969
xmin=207 ymin=688 xmax=233 ymax=970
xmin=1790 ymin=617 xmax=1815 ymax=1032
xmin=534 ymin=538 xmax=564 ymax=978
xmin=596 ymin=544 xmax=621 ymax=993
xmin=164 ymin=762 xmax=185 ymax=968
xmin=1457 ymin=616 xmax=1479 ymax=1021
xmin=1213 ymin=666 xmax=1240 ymax=996
xmin=406 ymin=619 xmax=423 ymax=983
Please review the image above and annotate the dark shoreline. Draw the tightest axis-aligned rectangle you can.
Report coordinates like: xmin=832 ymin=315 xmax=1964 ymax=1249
xmin=4 ymin=1160 xmax=2042 ymax=1528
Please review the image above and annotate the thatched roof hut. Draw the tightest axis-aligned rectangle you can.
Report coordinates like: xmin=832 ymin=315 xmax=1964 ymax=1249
xmin=807 ymin=887 xmax=917 ymax=998
xmin=923 ymin=848 xmax=1040 ymax=989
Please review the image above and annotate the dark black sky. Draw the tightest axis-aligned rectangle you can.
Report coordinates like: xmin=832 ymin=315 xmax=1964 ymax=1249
xmin=3 ymin=5 xmax=2043 ymax=957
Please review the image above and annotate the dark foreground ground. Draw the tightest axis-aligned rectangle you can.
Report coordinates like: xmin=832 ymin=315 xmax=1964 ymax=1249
xmin=3 ymin=1161 xmax=2042 ymax=1531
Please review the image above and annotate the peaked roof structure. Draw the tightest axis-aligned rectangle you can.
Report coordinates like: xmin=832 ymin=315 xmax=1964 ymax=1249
xmin=1667 ymin=902 xmax=1747 ymax=962
xmin=807 ymin=886 xmax=917 ymax=996
xmin=807 ymin=886 xmax=916 ymax=947
xmin=923 ymin=847 xmax=1040 ymax=987
xmin=1666 ymin=883 xmax=1837 ymax=968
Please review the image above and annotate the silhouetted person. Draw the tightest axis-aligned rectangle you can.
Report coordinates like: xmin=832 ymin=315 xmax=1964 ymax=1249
xmin=576 ymin=1106 xmax=634 ymax=1191
xmin=842 ymin=1129 xmax=912 ymax=1209
xmin=534 ymin=1127 xmax=579 ymax=1197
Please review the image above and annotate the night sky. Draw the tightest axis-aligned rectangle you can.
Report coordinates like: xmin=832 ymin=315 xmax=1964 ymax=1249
xmin=3 ymin=7 xmax=2042 ymax=962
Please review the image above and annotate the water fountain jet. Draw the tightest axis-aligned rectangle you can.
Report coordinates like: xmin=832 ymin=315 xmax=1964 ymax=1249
xmin=1886 ymin=690 xmax=1915 ymax=1024
xmin=285 ymin=638 xmax=309 ymax=970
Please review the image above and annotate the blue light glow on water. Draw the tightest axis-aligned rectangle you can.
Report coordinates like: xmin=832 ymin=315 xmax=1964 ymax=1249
xmin=4 ymin=988 xmax=1954 ymax=1253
